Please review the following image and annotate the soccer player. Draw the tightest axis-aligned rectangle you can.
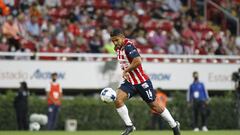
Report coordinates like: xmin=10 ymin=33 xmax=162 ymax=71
xmin=150 ymin=87 xmax=168 ymax=130
xmin=187 ymin=71 xmax=210 ymax=131
xmin=46 ymin=72 xmax=62 ymax=130
xmin=110 ymin=29 xmax=180 ymax=135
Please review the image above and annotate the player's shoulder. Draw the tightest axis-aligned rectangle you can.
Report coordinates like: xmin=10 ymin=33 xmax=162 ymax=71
xmin=194 ymin=81 xmax=205 ymax=87
xmin=124 ymin=43 xmax=137 ymax=52
xmin=190 ymin=83 xmax=194 ymax=88
xmin=199 ymin=82 xmax=205 ymax=86
xmin=195 ymin=81 xmax=203 ymax=84
xmin=124 ymin=44 xmax=139 ymax=56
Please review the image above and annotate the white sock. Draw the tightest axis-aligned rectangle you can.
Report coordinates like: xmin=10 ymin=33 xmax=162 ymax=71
xmin=160 ymin=108 xmax=177 ymax=128
xmin=116 ymin=105 xmax=133 ymax=126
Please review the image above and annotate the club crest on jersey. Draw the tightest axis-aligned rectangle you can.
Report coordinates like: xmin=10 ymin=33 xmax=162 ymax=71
xmin=129 ymin=49 xmax=137 ymax=54
xmin=141 ymin=82 xmax=149 ymax=89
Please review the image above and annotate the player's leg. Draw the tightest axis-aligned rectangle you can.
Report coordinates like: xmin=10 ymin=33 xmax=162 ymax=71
xmin=136 ymin=80 xmax=180 ymax=135
xmin=193 ymin=101 xmax=199 ymax=131
xmin=52 ymin=105 xmax=60 ymax=130
xmin=148 ymin=99 xmax=181 ymax=135
xmin=115 ymin=81 xmax=137 ymax=135
xmin=148 ymin=100 xmax=179 ymax=127
xmin=22 ymin=108 xmax=29 ymax=130
xmin=47 ymin=105 xmax=54 ymax=130
xmin=115 ymin=89 xmax=133 ymax=126
xmin=200 ymin=101 xmax=208 ymax=131
xmin=15 ymin=108 xmax=22 ymax=130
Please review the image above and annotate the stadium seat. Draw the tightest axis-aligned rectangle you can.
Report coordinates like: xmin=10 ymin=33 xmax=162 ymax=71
xmin=61 ymin=0 xmax=75 ymax=8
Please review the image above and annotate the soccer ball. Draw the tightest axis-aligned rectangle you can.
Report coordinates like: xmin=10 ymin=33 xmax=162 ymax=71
xmin=29 ymin=122 xmax=41 ymax=131
xmin=100 ymin=88 xmax=116 ymax=103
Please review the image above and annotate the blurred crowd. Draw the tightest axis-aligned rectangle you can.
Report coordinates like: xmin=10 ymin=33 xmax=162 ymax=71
xmin=0 ymin=0 xmax=240 ymax=55
xmin=212 ymin=0 xmax=240 ymax=18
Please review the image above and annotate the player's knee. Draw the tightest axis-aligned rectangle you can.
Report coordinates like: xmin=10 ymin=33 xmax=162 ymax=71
xmin=149 ymin=101 xmax=165 ymax=113
xmin=115 ymin=98 xmax=124 ymax=108
xmin=158 ymin=106 xmax=165 ymax=113
xmin=153 ymin=106 xmax=164 ymax=114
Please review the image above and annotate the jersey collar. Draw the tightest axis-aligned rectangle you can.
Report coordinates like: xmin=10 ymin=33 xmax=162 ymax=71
xmin=120 ymin=39 xmax=131 ymax=50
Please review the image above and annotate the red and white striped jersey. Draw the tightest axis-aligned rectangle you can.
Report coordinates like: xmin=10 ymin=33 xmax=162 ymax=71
xmin=116 ymin=39 xmax=149 ymax=85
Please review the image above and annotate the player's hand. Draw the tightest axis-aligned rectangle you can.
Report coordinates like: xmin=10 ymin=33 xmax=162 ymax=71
xmin=123 ymin=70 xmax=130 ymax=80
xmin=54 ymin=100 xmax=60 ymax=105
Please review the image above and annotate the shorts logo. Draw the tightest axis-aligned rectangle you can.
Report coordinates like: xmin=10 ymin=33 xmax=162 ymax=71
xmin=141 ymin=82 xmax=149 ymax=89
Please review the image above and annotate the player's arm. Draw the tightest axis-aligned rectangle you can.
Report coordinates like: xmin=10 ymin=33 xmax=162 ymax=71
xmin=123 ymin=44 xmax=141 ymax=78
xmin=187 ymin=85 xmax=193 ymax=107
xmin=186 ymin=86 xmax=191 ymax=103
xmin=202 ymin=83 xmax=210 ymax=103
xmin=59 ymin=84 xmax=63 ymax=100
xmin=124 ymin=57 xmax=141 ymax=73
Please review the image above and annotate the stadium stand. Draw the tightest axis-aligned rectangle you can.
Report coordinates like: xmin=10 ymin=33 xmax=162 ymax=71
xmin=0 ymin=0 xmax=239 ymax=56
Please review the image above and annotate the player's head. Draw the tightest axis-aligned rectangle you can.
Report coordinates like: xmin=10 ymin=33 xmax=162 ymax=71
xmin=51 ymin=72 xmax=58 ymax=82
xmin=193 ymin=71 xmax=199 ymax=81
xmin=110 ymin=28 xmax=125 ymax=48
xmin=20 ymin=81 xmax=28 ymax=91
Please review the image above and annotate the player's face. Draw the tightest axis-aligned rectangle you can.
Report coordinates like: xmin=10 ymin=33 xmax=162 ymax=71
xmin=111 ymin=35 xmax=124 ymax=48
xmin=193 ymin=72 xmax=198 ymax=79
xmin=52 ymin=75 xmax=57 ymax=81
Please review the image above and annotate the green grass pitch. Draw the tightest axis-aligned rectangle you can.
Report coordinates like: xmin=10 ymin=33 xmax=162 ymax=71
xmin=0 ymin=130 xmax=240 ymax=135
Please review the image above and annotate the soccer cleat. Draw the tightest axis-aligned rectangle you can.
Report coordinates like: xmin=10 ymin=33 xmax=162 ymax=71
xmin=202 ymin=126 xmax=208 ymax=132
xmin=172 ymin=121 xmax=181 ymax=135
xmin=121 ymin=125 xmax=136 ymax=135
xmin=194 ymin=127 xmax=200 ymax=132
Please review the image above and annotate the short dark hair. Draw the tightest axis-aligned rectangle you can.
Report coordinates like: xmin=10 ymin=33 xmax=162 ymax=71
xmin=110 ymin=28 xmax=124 ymax=37
xmin=20 ymin=81 xmax=28 ymax=91
xmin=193 ymin=71 xmax=198 ymax=75
xmin=52 ymin=72 xmax=57 ymax=76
